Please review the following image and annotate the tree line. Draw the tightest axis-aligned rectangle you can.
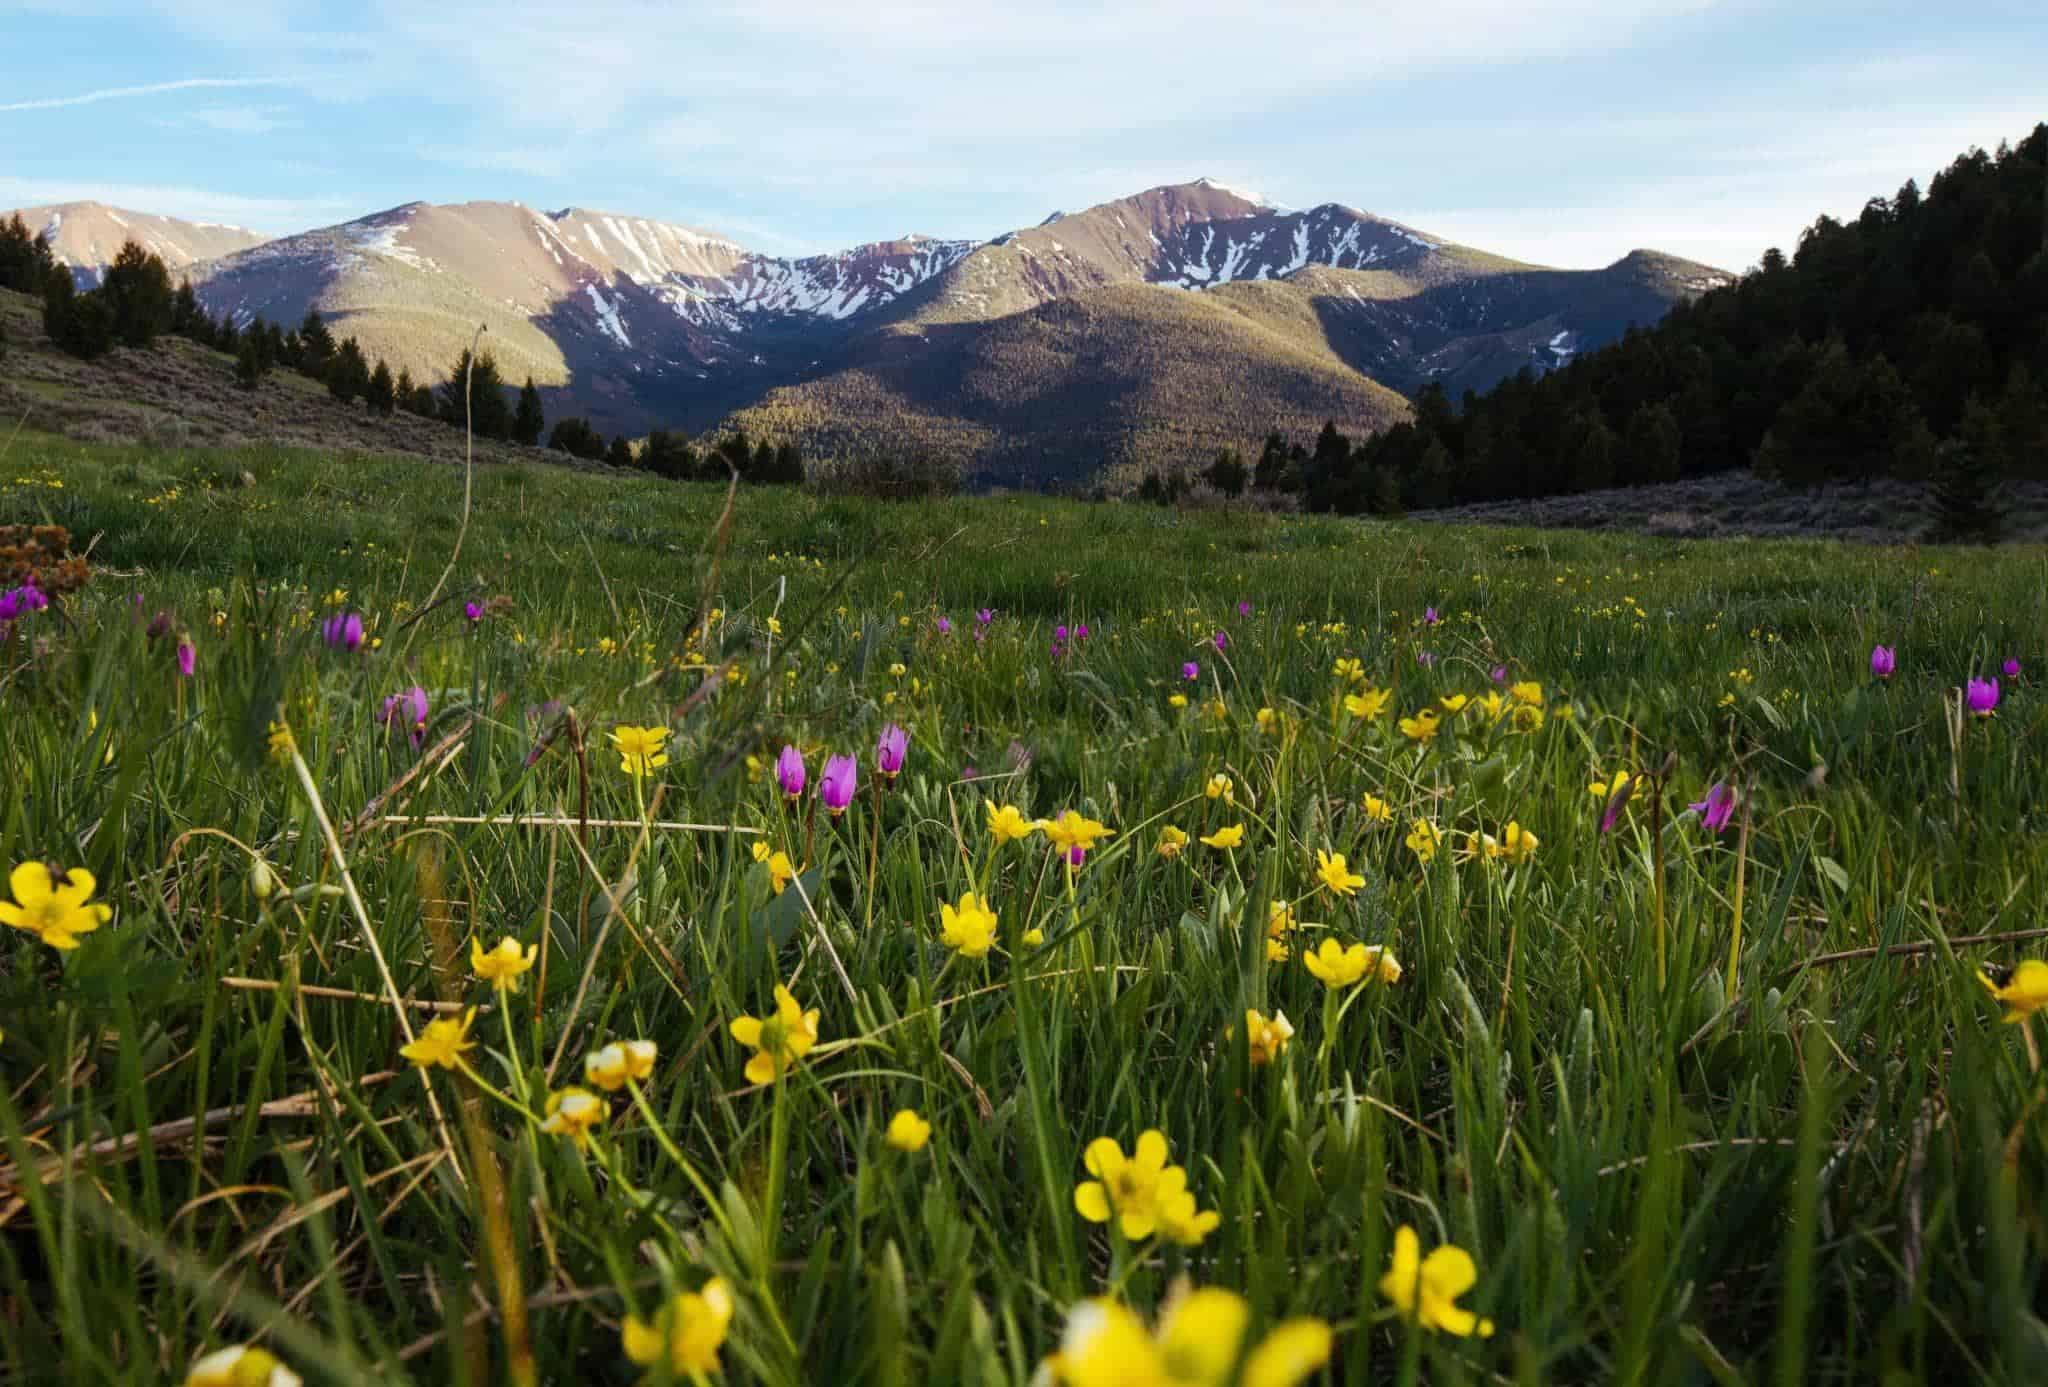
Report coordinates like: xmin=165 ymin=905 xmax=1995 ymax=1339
xmin=1142 ymin=125 xmax=2048 ymax=537
xmin=0 ymin=216 xmax=805 ymax=485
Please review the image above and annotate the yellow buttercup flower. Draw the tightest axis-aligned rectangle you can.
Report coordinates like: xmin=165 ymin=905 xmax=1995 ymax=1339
xmin=940 ymin=891 xmax=999 ymax=958
xmin=1266 ymin=900 xmax=1296 ymax=938
xmin=470 ymin=935 xmax=536 ymax=991
xmin=730 ymin=985 xmax=820 ymax=1085
xmin=1379 ymin=1225 xmax=1495 ymax=1338
xmin=1439 ymin=693 xmax=1469 ymax=714
xmin=621 ymin=1279 xmax=734 ymax=1379
xmin=610 ymin=724 xmax=670 ymax=779
xmin=1477 ymin=690 xmax=1508 ymax=721
xmin=1344 ymin=686 xmax=1392 ymax=720
xmin=584 ymin=1039 xmax=658 ymax=1091
xmin=265 ymin=720 xmax=296 ymax=763
xmin=1 ymin=862 xmax=113 ymax=951
xmin=184 ymin=1345 xmax=301 ymax=1387
xmin=1303 ymin=939 xmax=1401 ymax=988
xmin=1157 ymin=825 xmax=1189 ymax=859
xmin=1042 ymin=810 xmax=1115 ymax=855
xmin=1979 ymin=960 xmax=2048 ymax=1023
xmin=886 ymin=1108 xmax=932 ymax=1152
xmin=1043 ymin=1287 xmax=1331 ymax=1387
xmin=750 ymin=840 xmax=796 ymax=895
xmin=1244 ymin=1009 xmax=1295 ymax=1067
xmin=1333 ymin=657 xmax=1365 ymax=683
xmin=987 ymin=803 xmax=1041 ymax=844
xmin=1204 ymin=773 xmax=1233 ymax=802
xmin=1255 ymin=706 xmax=1279 ymax=734
xmin=1589 ymin=769 xmax=1631 ymax=800
xmin=1397 ymin=709 xmax=1441 ymax=743
xmin=400 ymin=1008 xmax=478 ymax=1070
xmin=1487 ymin=821 xmax=1540 ymax=865
xmin=1168 ymin=693 xmax=1189 ymax=709
xmin=1509 ymin=680 xmax=1543 ymax=707
xmin=1406 ymin=819 xmax=1441 ymax=863
xmin=540 ymin=1087 xmax=607 ymax=1148
xmin=1315 ymin=849 xmax=1364 ymax=897
xmin=1199 ymin=823 xmax=1244 ymax=850
xmin=1073 ymin=1130 xmax=1184 ymax=1240
xmin=1156 ymin=1188 xmax=1222 ymax=1247
xmin=1361 ymin=794 xmax=1393 ymax=823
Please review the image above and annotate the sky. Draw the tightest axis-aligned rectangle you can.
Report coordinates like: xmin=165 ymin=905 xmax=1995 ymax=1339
xmin=1 ymin=1 xmax=2041 ymax=273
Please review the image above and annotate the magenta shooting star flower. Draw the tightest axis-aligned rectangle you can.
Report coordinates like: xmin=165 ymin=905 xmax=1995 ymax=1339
xmin=0 ymin=584 xmax=49 ymax=628
xmin=1689 ymin=782 xmax=1736 ymax=835
xmin=977 ymin=608 xmax=994 ymax=627
xmin=1417 ymin=651 xmax=1437 ymax=668
xmin=1182 ymin=661 xmax=1200 ymax=681
xmin=382 ymin=686 xmax=430 ymax=748
xmin=820 ymin=755 xmax=858 ymax=814
xmin=775 ymin=744 xmax=806 ymax=798
xmin=1870 ymin=645 xmax=1895 ymax=679
xmin=1423 ymin=606 xmax=1441 ymax=626
xmin=2003 ymin=658 xmax=2021 ymax=678
xmin=1212 ymin=630 xmax=1228 ymax=653
xmin=464 ymin=601 xmax=484 ymax=624
xmin=175 ymin=637 xmax=196 ymax=678
xmin=934 ymin=616 xmax=952 ymax=635
xmin=1967 ymin=677 xmax=2000 ymax=718
xmin=323 ymin=611 xmax=364 ymax=651
xmin=1238 ymin=600 xmax=1252 ymax=617
xmin=1075 ymin=624 xmax=1090 ymax=641
xmin=875 ymin=723 xmax=909 ymax=777
xmin=1490 ymin=664 xmax=1508 ymax=684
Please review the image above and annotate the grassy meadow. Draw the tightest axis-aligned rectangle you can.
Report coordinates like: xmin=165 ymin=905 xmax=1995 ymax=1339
xmin=3 ymin=433 xmax=2047 ymax=1385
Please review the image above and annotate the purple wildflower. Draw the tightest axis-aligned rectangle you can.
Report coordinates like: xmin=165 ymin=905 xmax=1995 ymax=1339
xmin=1689 ymin=782 xmax=1736 ymax=835
xmin=381 ymin=686 xmax=430 ymax=748
xmin=2003 ymin=657 xmax=2021 ymax=679
xmin=146 ymin=610 xmax=174 ymax=641
xmin=775 ymin=744 xmax=806 ymax=798
xmin=935 ymin=616 xmax=952 ymax=635
xmin=1054 ymin=624 xmax=1069 ymax=644
xmin=464 ymin=601 xmax=484 ymax=624
xmin=976 ymin=608 xmax=994 ymax=627
xmin=1238 ymin=600 xmax=1252 ymax=617
xmin=1490 ymin=664 xmax=1508 ymax=684
xmin=175 ymin=638 xmax=196 ymax=679
xmin=1869 ymin=645 xmax=1895 ymax=679
xmin=1422 ymin=606 xmax=1441 ymax=627
xmin=875 ymin=723 xmax=909 ymax=777
xmin=1212 ymin=630 xmax=1228 ymax=653
xmin=820 ymin=755 xmax=858 ymax=814
xmin=1416 ymin=651 xmax=1437 ymax=669
xmin=1067 ymin=846 xmax=1087 ymax=868
xmin=323 ymin=611 xmax=364 ymax=652
xmin=1598 ymin=777 xmax=1638 ymax=835
xmin=1967 ymin=677 xmax=2000 ymax=718
xmin=1182 ymin=661 xmax=1200 ymax=681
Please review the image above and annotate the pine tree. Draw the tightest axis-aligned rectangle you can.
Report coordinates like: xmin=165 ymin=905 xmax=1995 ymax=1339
xmin=513 ymin=376 xmax=545 ymax=446
xmin=170 ymin=279 xmax=203 ymax=338
xmin=326 ymin=337 xmax=371 ymax=404
xmin=99 ymin=241 xmax=175 ymax=348
xmin=0 ymin=215 xmax=55 ymax=293
xmin=366 ymin=360 xmax=397 ymax=416
xmin=42 ymin=266 xmax=115 ymax=359
xmin=1932 ymin=402 xmax=2003 ymax=541
xmin=437 ymin=348 xmax=512 ymax=439
xmin=548 ymin=417 xmax=606 ymax=460
xmin=1623 ymin=402 xmax=1683 ymax=484
xmin=1203 ymin=448 xmax=1248 ymax=496
xmin=605 ymin=435 xmax=636 ymax=468
xmin=234 ymin=337 xmax=266 ymax=390
xmin=296 ymin=309 xmax=335 ymax=375
xmin=1252 ymin=432 xmax=1290 ymax=491
xmin=1565 ymin=410 xmax=1618 ymax=493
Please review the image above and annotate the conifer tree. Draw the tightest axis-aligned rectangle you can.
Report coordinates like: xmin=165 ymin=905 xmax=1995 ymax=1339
xmin=1624 ymin=402 xmax=1684 ymax=484
xmin=99 ymin=242 xmax=174 ymax=348
xmin=513 ymin=376 xmax=545 ymax=446
xmin=438 ymin=348 xmax=512 ymax=439
xmin=366 ymin=360 xmax=396 ymax=416
xmin=42 ymin=266 xmax=115 ymax=359
xmin=0 ymin=215 xmax=55 ymax=293
xmin=170 ymin=279 xmax=203 ymax=338
xmin=296 ymin=309 xmax=335 ymax=375
xmin=605 ymin=435 xmax=636 ymax=468
xmin=234 ymin=337 xmax=266 ymax=390
xmin=326 ymin=337 xmax=371 ymax=404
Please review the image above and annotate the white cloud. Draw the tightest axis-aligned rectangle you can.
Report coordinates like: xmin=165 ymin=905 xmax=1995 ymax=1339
xmin=189 ymin=105 xmax=288 ymax=134
xmin=0 ymin=76 xmax=297 ymax=114
xmin=0 ymin=176 xmax=352 ymax=234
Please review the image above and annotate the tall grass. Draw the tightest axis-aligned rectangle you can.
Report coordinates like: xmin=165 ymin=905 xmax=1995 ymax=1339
xmin=2 ymin=433 xmax=2046 ymax=1384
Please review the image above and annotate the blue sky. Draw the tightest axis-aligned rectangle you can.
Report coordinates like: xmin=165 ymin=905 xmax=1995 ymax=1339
xmin=2 ymin=1 xmax=2040 ymax=271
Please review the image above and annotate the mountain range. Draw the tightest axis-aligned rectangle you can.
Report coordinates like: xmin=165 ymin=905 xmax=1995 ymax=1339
xmin=8 ymin=182 xmax=1731 ymax=484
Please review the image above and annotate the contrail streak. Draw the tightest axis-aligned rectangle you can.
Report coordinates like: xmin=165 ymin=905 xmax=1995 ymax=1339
xmin=0 ymin=78 xmax=294 ymax=115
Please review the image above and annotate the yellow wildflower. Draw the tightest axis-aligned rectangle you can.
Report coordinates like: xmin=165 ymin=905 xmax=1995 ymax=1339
xmin=1244 ymin=1009 xmax=1295 ymax=1067
xmin=1303 ymin=939 xmax=1401 ymax=988
xmin=584 ymin=1039 xmax=658 ymax=1091
xmin=750 ymin=840 xmax=796 ymax=895
xmin=886 ymin=1109 xmax=932 ymax=1152
xmin=1379 ymin=1225 xmax=1495 ymax=1338
xmin=1315 ymin=849 xmax=1364 ymax=897
xmin=1397 ymin=709 xmax=1440 ymax=743
xmin=539 ymin=1087 xmax=607 ymax=1148
xmin=1406 ymin=819 xmax=1440 ymax=863
xmin=1042 ymin=810 xmax=1115 ymax=855
xmin=1344 ymin=686 xmax=1392 ymax=720
xmin=1199 ymin=823 xmax=1244 ymax=850
xmin=1333 ymin=657 xmax=1365 ymax=683
xmin=610 ymin=724 xmax=669 ymax=779
xmin=1439 ymin=693 xmax=1469 ymax=714
xmin=1509 ymin=680 xmax=1543 ymax=706
xmin=1979 ymin=960 xmax=2048 ymax=1024
xmin=621 ymin=1279 xmax=734 ymax=1379
xmin=399 ymin=1008 xmax=477 ymax=1070
xmin=940 ymin=891 xmax=999 ymax=958
xmin=1204 ymin=773 xmax=1234 ymax=802
xmin=1589 ymin=769 xmax=1631 ymax=800
xmin=184 ymin=1346 xmax=301 ymax=1387
xmin=1 ymin=863 xmax=112 ymax=951
xmin=266 ymin=720 xmax=296 ymax=763
xmin=1073 ymin=1130 xmax=1182 ymax=1240
xmin=470 ymin=935 xmax=536 ymax=991
xmin=1361 ymin=794 xmax=1393 ymax=823
xmin=1255 ymin=706 xmax=1279 ymax=734
xmin=1157 ymin=825 xmax=1189 ymax=859
xmin=1043 ymin=1288 xmax=1331 ymax=1387
xmin=730 ymin=985 xmax=820 ymax=1085
xmin=1168 ymin=693 xmax=1189 ymax=709
xmin=986 ymin=803 xmax=1041 ymax=844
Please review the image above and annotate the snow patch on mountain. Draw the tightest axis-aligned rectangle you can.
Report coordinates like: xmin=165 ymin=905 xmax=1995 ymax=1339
xmin=585 ymin=284 xmax=631 ymax=347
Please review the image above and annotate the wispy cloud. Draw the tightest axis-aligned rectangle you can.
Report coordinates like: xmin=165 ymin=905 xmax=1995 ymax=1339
xmin=0 ymin=76 xmax=297 ymax=115
xmin=189 ymin=105 xmax=288 ymax=135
